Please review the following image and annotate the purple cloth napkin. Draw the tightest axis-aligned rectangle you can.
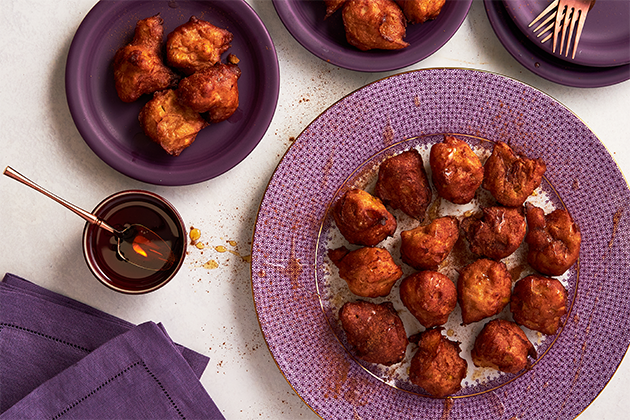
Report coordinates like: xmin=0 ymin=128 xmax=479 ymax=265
xmin=0 ymin=273 xmax=224 ymax=419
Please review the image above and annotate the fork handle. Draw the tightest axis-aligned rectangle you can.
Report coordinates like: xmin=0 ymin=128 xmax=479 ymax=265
xmin=3 ymin=166 xmax=115 ymax=234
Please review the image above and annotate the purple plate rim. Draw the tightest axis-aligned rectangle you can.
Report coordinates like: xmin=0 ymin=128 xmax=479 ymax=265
xmin=272 ymin=0 xmax=472 ymax=72
xmin=65 ymin=0 xmax=280 ymax=186
xmin=251 ymin=68 xmax=630 ymax=419
xmin=502 ymin=0 xmax=630 ymax=68
xmin=484 ymin=0 xmax=630 ymax=88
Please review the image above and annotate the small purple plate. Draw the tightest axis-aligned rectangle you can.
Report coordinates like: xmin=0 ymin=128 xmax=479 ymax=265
xmin=251 ymin=69 xmax=630 ymax=419
xmin=272 ymin=0 xmax=472 ymax=72
xmin=503 ymin=0 xmax=630 ymax=68
xmin=66 ymin=0 xmax=279 ymax=186
xmin=485 ymin=0 xmax=630 ymax=87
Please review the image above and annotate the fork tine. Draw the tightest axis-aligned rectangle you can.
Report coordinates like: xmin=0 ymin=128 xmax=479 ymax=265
xmin=530 ymin=0 xmax=559 ymax=27
xmin=570 ymin=8 xmax=588 ymax=58
xmin=533 ymin=12 xmax=556 ymax=34
xmin=552 ymin=5 xmax=566 ymax=53
xmin=564 ymin=9 xmax=580 ymax=56
xmin=559 ymin=7 xmax=574 ymax=55
xmin=536 ymin=21 xmax=555 ymax=40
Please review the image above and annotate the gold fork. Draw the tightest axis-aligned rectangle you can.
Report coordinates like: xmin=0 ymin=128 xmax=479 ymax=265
xmin=529 ymin=0 xmax=594 ymax=59
xmin=554 ymin=0 xmax=592 ymax=58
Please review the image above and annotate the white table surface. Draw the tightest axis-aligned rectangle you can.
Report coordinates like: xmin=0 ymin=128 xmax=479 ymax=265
xmin=1 ymin=1 xmax=628 ymax=419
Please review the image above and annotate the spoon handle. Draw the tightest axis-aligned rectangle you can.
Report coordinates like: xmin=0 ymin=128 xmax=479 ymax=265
xmin=3 ymin=166 xmax=116 ymax=234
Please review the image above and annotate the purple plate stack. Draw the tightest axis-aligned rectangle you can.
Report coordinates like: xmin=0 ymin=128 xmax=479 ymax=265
xmin=485 ymin=0 xmax=630 ymax=87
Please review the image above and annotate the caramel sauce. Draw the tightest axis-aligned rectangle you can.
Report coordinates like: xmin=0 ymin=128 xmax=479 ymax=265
xmin=125 ymin=227 xmax=174 ymax=271
xmin=203 ymin=260 xmax=219 ymax=269
xmin=383 ymin=118 xmax=395 ymax=146
xmin=440 ymin=398 xmax=454 ymax=420
xmin=90 ymin=198 xmax=184 ymax=292
xmin=609 ymin=207 xmax=623 ymax=248
xmin=286 ymin=239 xmax=303 ymax=290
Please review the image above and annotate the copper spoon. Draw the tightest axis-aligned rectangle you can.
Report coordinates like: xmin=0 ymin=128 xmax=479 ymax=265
xmin=4 ymin=166 xmax=175 ymax=272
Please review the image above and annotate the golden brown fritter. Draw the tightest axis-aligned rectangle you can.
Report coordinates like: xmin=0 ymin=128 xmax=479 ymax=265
xmin=374 ymin=149 xmax=432 ymax=221
xmin=525 ymin=204 xmax=581 ymax=276
xmin=342 ymin=0 xmax=409 ymax=51
xmin=395 ymin=0 xmax=446 ymax=24
xmin=176 ymin=62 xmax=241 ymax=123
xmin=472 ymin=319 xmax=537 ymax=374
xmin=483 ymin=141 xmax=547 ymax=207
xmin=333 ymin=188 xmax=397 ymax=246
xmin=461 ymin=206 xmax=527 ymax=260
xmin=325 ymin=0 xmax=347 ymax=18
xmin=409 ymin=329 xmax=467 ymax=397
xmin=400 ymin=216 xmax=459 ymax=270
xmin=113 ymin=15 xmax=179 ymax=103
xmin=166 ymin=16 xmax=233 ymax=75
xmin=328 ymin=246 xmax=403 ymax=298
xmin=138 ymin=89 xmax=208 ymax=156
xmin=339 ymin=300 xmax=408 ymax=365
xmin=510 ymin=275 xmax=568 ymax=335
xmin=430 ymin=136 xmax=484 ymax=204
xmin=399 ymin=271 xmax=457 ymax=328
xmin=457 ymin=258 xmax=512 ymax=324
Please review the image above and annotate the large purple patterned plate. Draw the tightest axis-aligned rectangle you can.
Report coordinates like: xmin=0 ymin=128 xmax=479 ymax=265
xmin=251 ymin=68 xmax=630 ymax=419
xmin=66 ymin=0 xmax=279 ymax=186
xmin=272 ymin=0 xmax=472 ymax=72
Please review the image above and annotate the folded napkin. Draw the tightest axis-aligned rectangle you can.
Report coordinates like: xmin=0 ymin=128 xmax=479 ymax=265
xmin=0 ymin=273 xmax=224 ymax=419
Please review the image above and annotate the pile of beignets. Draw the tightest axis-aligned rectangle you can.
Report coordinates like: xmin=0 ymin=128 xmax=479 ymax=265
xmin=113 ymin=15 xmax=241 ymax=156
xmin=328 ymin=136 xmax=581 ymax=397
xmin=324 ymin=0 xmax=447 ymax=51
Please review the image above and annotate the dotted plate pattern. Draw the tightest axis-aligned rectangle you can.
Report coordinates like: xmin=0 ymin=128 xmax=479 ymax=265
xmin=251 ymin=69 xmax=630 ymax=420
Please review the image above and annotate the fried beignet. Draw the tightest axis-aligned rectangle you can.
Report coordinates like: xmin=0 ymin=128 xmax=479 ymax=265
xmin=399 ymin=271 xmax=457 ymax=328
xmin=333 ymin=188 xmax=397 ymax=246
xmin=483 ymin=141 xmax=547 ymax=207
xmin=409 ymin=329 xmax=467 ymax=397
xmin=113 ymin=15 xmax=179 ymax=103
xmin=328 ymin=246 xmax=403 ymax=298
xmin=374 ymin=149 xmax=432 ymax=220
xmin=177 ymin=62 xmax=241 ymax=123
xmin=461 ymin=206 xmax=527 ymax=260
xmin=457 ymin=258 xmax=511 ymax=324
xmin=472 ymin=319 xmax=537 ymax=374
xmin=395 ymin=0 xmax=446 ymax=24
xmin=510 ymin=275 xmax=568 ymax=335
xmin=325 ymin=0 xmax=347 ymax=18
xmin=339 ymin=301 xmax=408 ymax=365
xmin=342 ymin=0 xmax=409 ymax=51
xmin=400 ymin=216 xmax=459 ymax=270
xmin=430 ymin=136 xmax=484 ymax=204
xmin=166 ymin=16 xmax=233 ymax=75
xmin=138 ymin=89 xmax=208 ymax=156
xmin=525 ymin=204 xmax=581 ymax=276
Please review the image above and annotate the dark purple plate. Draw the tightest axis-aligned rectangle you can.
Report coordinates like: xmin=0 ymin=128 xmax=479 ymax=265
xmin=252 ymin=69 xmax=630 ymax=419
xmin=272 ymin=0 xmax=472 ymax=72
xmin=485 ymin=0 xmax=630 ymax=87
xmin=66 ymin=0 xmax=279 ymax=186
xmin=503 ymin=0 xmax=630 ymax=67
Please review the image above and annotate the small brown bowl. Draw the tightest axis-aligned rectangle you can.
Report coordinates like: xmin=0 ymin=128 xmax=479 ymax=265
xmin=82 ymin=190 xmax=187 ymax=294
